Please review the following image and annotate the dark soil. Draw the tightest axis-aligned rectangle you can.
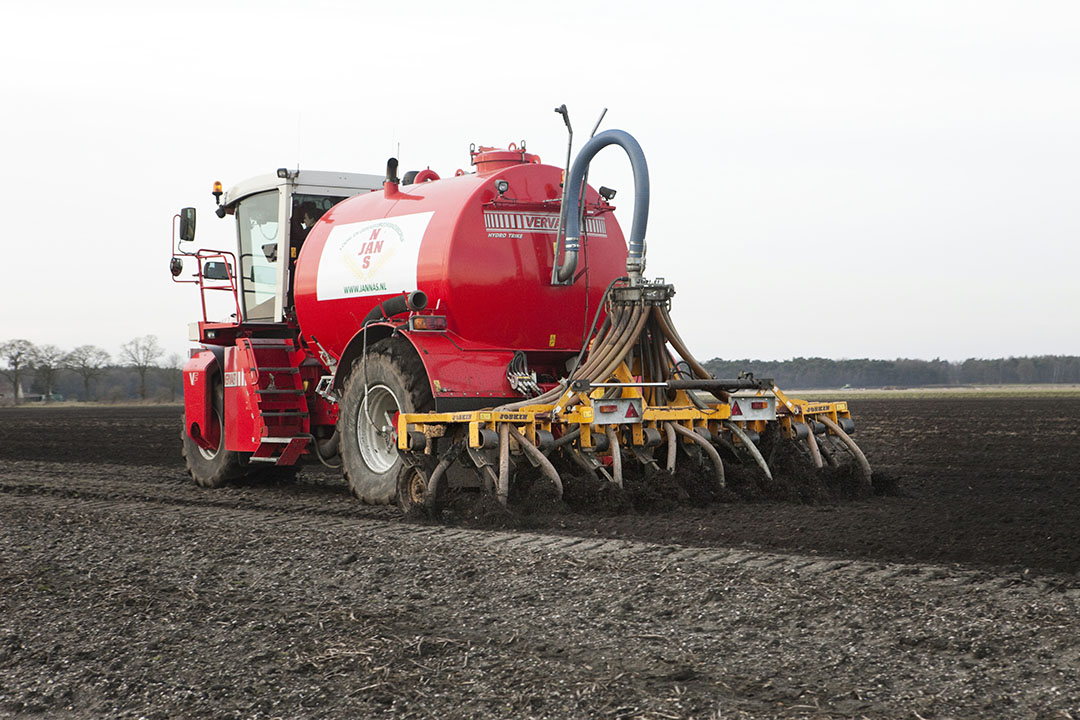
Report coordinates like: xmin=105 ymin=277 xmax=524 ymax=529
xmin=1 ymin=398 xmax=1079 ymax=718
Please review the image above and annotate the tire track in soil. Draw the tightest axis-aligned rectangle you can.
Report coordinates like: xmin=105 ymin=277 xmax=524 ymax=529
xmin=0 ymin=460 xmax=398 ymax=523
xmin=3 ymin=398 xmax=1080 ymax=575
xmin=3 ymin=468 xmax=1076 ymax=598
xmin=5 ymin=459 xmax=1080 ymax=718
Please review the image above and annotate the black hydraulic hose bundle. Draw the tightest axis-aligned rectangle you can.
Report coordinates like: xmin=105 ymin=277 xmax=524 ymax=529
xmin=654 ymin=304 xmax=728 ymax=403
xmin=560 ymin=303 xmax=640 ymax=411
xmin=598 ymin=308 xmax=650 ymax=382
xmin=495 ymin=277 xmax=632 ymax=412
xmin=574 ymin=304 xmax=633 ymax=384
xmin=569 ymin=275 xmax=627 ymax=376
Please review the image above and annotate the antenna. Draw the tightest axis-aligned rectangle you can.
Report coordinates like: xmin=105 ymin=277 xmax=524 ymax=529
xmin=579 ymin=107 xmax=608 ymax=235
xmin=296 ymin=112 xmax=302 ymax=172
xmin=590 ymin=108 xmax=608 ymax=138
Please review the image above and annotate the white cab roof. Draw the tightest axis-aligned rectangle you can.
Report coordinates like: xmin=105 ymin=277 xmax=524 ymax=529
xmin=223 ymin=170 xmax=384 ymax=207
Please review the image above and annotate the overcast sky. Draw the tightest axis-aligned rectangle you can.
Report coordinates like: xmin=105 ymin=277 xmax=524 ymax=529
xmin=2 ymin=0 xmax=1077 ymax=363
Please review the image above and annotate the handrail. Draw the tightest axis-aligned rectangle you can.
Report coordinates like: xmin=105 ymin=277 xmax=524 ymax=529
xmin=171 ymin=211 xmax=242 ymax=324
xmin=171 ymin=247 xmax=241 ymax=323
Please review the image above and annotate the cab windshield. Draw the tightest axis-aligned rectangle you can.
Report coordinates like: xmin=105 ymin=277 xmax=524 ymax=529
xmin=236 ymin=190 xmax=280 ymax=321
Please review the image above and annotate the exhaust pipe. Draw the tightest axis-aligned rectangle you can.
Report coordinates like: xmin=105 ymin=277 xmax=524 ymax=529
xmin=383 ymin=157 xmax=400 ymax=198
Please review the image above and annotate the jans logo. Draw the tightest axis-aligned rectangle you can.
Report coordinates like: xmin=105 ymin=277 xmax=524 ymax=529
xmin=339 ymin=222 xmax=405 ymax=281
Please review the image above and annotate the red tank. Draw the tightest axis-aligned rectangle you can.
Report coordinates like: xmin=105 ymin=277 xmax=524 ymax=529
xmin=293 ymin=146 xmax=627 ymax=405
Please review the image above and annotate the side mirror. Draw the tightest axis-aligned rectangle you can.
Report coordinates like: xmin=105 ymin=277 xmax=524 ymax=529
xmin=179 ymin=207 xmax=197 ymax=242
xmin=203 ymin=261 xmax=232 ymax=280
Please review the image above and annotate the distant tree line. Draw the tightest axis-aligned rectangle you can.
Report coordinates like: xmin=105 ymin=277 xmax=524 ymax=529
xmin=0 ymin=336 xmax=184 ymax=404
xmin=4 ymin=336 xmax=1079 ymax=402
xmin=703 ymin=355 xmax=1080 ymax=389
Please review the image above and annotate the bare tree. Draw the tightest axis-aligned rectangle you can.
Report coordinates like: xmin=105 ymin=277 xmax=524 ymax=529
xmin=65 ymin=345 xmax=111 ymax=401
xmin=121 ymin=335 xmax=164 ymax=400
xmin=165 ymin=352 xmax=184 ymax=402
xmin=31 ymin=344 xmax=66 ymax=402
xmin=0 ymin=339 xmax=36 ymax=404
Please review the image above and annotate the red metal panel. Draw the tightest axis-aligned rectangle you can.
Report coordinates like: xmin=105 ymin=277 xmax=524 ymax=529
xmin=405 ymin=331 xmax=517 ymax=400
xmin=277 ymin=438 xmax=308 ymax=465
xmin=249 ymin=437 xmax=307 ymax=464
xmin=223 ymin=345 xmax=260 ymax=452
xmin=183 ymin=351 xmax=219 ymax=450
xmin=224 ymin=339 xmax=315 ymax=453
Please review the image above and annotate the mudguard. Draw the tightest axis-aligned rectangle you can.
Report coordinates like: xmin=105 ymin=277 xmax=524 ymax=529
xmin=334 ymin=323 xmax=520 ymax=412
xmin=183 ymin=350 xmax=220 ymax=451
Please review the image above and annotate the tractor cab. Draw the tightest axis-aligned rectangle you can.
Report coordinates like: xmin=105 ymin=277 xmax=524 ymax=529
xmin=171 ymin=169 xmax=383 ymax=344
xmin=215 ymin=169 xmax=384 ymax=321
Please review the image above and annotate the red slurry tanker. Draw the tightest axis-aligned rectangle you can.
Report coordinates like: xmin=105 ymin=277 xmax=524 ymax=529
xmin=170 ymin=110 xmax=870 ymax=510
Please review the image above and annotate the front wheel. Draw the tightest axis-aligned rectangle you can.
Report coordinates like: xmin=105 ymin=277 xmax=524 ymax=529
xmin=339 ymin=339 xmax=433 ymax=504
xmin=181 ymin=383 xmax=247 ymax=488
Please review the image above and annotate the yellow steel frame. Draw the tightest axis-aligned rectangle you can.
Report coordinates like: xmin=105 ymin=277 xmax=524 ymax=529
xmin=398 ymin=360 xmax=735 ymax=453
xmin=768 ymin=385 xmax=853 ymax=438
xmin=396 ymin=363 xmax=856 ymax=455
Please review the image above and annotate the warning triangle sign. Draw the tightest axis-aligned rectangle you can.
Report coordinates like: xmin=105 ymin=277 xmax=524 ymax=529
xmin=731 ymin=400 xmax=743 ymax=416
xmin=625 ymin=403 xmax=640 ymax=419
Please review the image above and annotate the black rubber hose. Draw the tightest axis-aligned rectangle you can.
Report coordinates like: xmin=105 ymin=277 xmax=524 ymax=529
xmin=317 ymin=431 xmax=340 ymax=459
xmin=570 ymin=311 xmax=619 ymax=381
xmin=565 ymin=303 xmax=648 ymax=410
xmin=572 ymin=304 xmax=630 ymax=381
xmin=557 ymin=130 xmax=650 ymax=282
xmin=362 ymin=290 xmax=428 ymax=325
xmin=569 ymin=275 xmax=627 ymax=375
xmin=497 ymin=305 xmax=627 ymax=412
xmin=655 ymin=305 xmax=728 ymax=402
xmin=594 ymin=305 xmax=650 ymax=383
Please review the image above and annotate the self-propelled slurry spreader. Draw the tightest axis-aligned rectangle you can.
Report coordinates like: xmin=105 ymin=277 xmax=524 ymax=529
xmin=170 ymin=110 xmax=870 ymax=511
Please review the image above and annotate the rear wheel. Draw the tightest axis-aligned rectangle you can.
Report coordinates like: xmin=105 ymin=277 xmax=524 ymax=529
xmin=181 ymin=381 xmax=247 ymax=488
xmin=340 ymin=338 xmax=433 ymax=504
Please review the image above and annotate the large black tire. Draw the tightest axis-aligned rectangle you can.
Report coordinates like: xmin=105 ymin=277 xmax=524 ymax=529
xmin=340 ymin=338 xmax=433 ymax=504
xmin=180 ymin=382 xmax=247 ymax=488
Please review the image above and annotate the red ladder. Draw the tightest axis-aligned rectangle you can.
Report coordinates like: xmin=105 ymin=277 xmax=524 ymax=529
xmin=240 ymin=339 xmax=310 ymax=465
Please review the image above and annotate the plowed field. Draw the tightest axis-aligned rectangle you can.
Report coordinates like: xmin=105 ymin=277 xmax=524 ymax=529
xmin=1 ymin=399 xmax=1078 ymax=718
